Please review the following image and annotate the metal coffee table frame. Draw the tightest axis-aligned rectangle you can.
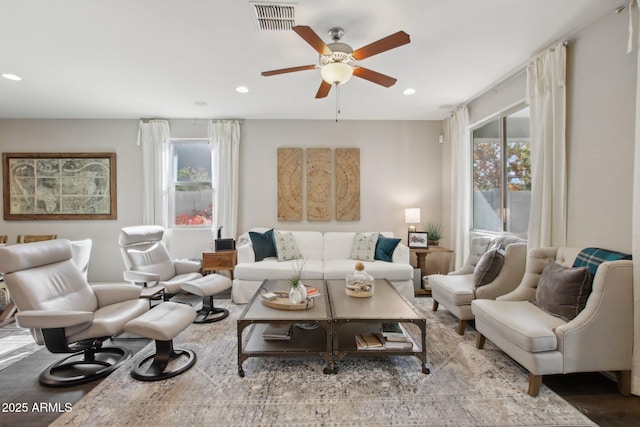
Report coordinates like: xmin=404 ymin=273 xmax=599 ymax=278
xmin=237 ymin=279 xmax=332 ymax=377
xmin=237 ymin=279 xmax=429 ymax=377
xmin=326 ymin=279 xmax=429 ymax=374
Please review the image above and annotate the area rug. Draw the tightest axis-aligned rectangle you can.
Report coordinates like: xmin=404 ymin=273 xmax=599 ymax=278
xmin=52 ymin=298 xmax=596 ymax=427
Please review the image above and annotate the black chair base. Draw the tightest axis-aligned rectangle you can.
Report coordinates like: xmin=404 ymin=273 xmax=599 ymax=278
xmin=194 ymin=296 xmax=229 ymax=324
xmin=39 ymin=346 xmax=132 ymax=387
xmin=131 ymin=339 xmax=196 ymax=381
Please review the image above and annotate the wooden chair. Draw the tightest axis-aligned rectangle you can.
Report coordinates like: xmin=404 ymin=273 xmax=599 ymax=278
xmin=17 ymin=234 xmax=58 ymax=244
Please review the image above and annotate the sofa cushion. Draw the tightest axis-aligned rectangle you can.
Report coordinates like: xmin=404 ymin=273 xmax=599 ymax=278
xmin=323 ymin=259 xmax=412 ymax=281
xmin=471 ymin=299 xmax=565 ymax=353
xmin=374 ymin=235 xmax=401 ymax=262
xmin=473 ymin=248 xmax=504 ymax=287
xmin=274 ymin=230 xmax=302 ymax=261
xmin=429 ymin=274 xmax=476 ymax=305
xmin=350 ymin=232 xmax=379 ymax=261
xmin=533 ymin=261 xmax=592 ymax=321
xmin=249 ymin=229 xmax=276 ymax=261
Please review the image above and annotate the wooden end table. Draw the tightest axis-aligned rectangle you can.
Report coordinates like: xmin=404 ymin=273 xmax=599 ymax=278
xmin=410 ymin=246 xmax=453 ymax=296
xmin=202 ymin=250 xmax=237 ymax=279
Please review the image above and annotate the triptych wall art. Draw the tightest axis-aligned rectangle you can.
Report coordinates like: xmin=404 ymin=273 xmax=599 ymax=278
xmin=277 ymin=147 xmax=360 ymax=222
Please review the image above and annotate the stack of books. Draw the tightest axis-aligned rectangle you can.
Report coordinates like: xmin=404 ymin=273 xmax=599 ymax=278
xmin=305 ymin=286 xmax=321 ymax=298
xmin=355 ymin=333 xmax=385 ymax=350
xmin=262 ymin=324 xmax=292 ymax=341
xmin=380 ymin=322 xmax=413 ymax=350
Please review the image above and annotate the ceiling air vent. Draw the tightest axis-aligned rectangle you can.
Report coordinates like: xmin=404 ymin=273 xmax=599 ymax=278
xmin=251 ymin=2 xmax=296 ymax=31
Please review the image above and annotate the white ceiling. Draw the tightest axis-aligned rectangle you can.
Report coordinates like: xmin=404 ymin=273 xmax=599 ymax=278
xmin=0 ymin=0 xmax=619 ymax=121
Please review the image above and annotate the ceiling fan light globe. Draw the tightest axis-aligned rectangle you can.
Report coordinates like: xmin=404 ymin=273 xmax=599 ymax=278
xmin=320 ymin=62 xmax=353 ymax=85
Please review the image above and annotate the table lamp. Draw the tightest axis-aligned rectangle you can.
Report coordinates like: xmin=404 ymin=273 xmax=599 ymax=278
xmin=405 ymin=208 xmax=421 ymax=232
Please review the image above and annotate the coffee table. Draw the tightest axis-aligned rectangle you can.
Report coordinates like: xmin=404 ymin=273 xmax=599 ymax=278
xmin=326 ymin=279 xmax=429 ymax=374
xmin=237 ymin=279 xmax=332 ymax=377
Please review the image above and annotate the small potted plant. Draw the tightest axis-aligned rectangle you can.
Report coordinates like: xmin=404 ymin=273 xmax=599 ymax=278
xmin=288 ymin=259 xmax=307 ymax=303
xmin=425 ymin=223 xmax=443 ymax=247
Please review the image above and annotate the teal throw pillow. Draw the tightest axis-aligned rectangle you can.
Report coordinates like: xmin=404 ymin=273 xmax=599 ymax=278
xmin=374 ymin=235 xmax=401 ymax=262
xmin=249 ymin=229 xmax=277 ymax=261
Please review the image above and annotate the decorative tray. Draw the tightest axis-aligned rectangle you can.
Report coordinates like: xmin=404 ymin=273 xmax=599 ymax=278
xmin=260 ymin=291 xmax=314 ymax=311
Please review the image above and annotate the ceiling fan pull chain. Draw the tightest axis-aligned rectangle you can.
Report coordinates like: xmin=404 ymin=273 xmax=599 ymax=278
xmin=335 ymin=83 xmax=340 ymax=122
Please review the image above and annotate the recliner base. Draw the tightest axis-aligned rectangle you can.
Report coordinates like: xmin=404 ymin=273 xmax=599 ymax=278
xmin=131 ymin=339 xmax=196 ymax=381
xmin=39 ymin=346 xmax=132 ymax=387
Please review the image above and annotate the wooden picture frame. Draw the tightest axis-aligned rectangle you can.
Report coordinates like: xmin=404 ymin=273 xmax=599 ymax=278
xmin=3 ymin=152 xmax=117 ymax=220
xmin=408 ymin=231 xmax=429 ymax=248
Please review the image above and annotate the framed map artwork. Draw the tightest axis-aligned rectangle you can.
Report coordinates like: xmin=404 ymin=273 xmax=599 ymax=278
xmin=3 ymin=152 xmax=117 ymax=220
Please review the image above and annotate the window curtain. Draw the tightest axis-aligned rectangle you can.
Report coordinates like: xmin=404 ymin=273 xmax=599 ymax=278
xmin=137 ymin=119 xmax=170 ymax=226
xmin=525 ymin=42 xmax=567 ymax=250
xmin=208 ymin=120 xmax=240 ymax=240
xmin=446 ymin=106 xmax=470 ymax=269
xmin=626 ymin=0 xmax=640 ymax=397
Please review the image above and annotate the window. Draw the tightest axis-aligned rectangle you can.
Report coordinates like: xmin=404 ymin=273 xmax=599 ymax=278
xmin=472 ymin=105 xmax=530 ymax=234
xmin=169 ymin=140 xmax=213 ymax=227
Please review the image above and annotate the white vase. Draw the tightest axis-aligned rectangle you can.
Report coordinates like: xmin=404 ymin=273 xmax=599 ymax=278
xmin=289 ymin=286 xmax=303 ymax=304
xmin=297 ymin=282 xmax=307 ymax=300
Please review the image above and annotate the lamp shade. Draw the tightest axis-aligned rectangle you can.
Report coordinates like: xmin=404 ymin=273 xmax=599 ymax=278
xmin=320 ymin=62 xmax=353 ymax=85
xmin=405 ymin=208 xmax=421 ymax=224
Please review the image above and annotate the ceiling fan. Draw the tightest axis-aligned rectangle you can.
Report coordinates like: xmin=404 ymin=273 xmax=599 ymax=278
xmin=261 ymin=25 xmax=411 ymax=99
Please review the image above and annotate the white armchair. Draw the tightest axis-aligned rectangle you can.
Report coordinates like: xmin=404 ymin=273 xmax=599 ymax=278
xmin=471 ymin=246 xmax=633 ymax=396
xmin=429 ymin=236 xmax=527 ymax=334
xmin=0 ymin=239 xmax=149 ymax=386
xmin=119 ymin=225 xmax=202 ymax=299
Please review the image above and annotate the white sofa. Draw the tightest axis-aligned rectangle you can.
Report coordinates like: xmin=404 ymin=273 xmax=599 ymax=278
xmin=232 ymin=228 xmax=414 ymax=303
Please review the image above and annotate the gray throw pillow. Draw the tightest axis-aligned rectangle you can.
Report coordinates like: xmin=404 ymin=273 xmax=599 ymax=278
xmin=473 ymin=248 xmax=504 ymax=287
xmin=533 ymin=261 xmax=592 ymax=321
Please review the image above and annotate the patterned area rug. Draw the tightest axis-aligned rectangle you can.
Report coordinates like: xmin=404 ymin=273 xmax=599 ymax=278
xmin=0 ymin=322 xmax=41 ymax=372
xmin=52 ymin=298 xmax=595 ymax=427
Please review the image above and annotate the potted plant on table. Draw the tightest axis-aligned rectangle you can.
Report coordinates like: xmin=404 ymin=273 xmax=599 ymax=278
xmin=425 ymin=223 xmax=444 ymax=247
xmin=288 ymin=259 xmax=307 ymax=303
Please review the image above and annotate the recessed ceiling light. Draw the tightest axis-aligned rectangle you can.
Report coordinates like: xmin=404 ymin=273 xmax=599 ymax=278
xmin=403 ymin=88 xmax=416 ymax=95
xmin=236 ymin=86 xmax=249 ymax=93
xmin=2 ymin=73 xmax=22 ymax=81
xmin=194 ymin=101 xmax=208 ymax=107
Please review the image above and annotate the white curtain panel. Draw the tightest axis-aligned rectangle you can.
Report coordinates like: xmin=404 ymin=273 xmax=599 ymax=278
xmin=447 ymin=106 xmax=470 ymax=269
xmin=209 ymin=120 xmax=240 ymax=240
xmin=137 ymin=120 xmax=170 ymax=226
xmin=627 ymin=0 xmax=640 ymax=397
xmin=525 ymin=42 xmax=567 ymax=250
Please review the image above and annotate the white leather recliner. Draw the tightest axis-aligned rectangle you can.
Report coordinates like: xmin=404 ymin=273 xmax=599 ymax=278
xmin=119 ymin=225 xmax=232 ymax=323
xmin=0 ymin=239 xmax=149 ymax=387
xmin=429 ymin=236 xmax=527 ymax=334
xmin=472 ymin=247 xmax=633 ymax=397
xmin=119 ymin=225 xmax=203 ymax=299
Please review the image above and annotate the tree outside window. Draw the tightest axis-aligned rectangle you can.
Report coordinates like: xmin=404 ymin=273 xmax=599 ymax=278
xmin=472 ymin=106 xmax=530 ymax=234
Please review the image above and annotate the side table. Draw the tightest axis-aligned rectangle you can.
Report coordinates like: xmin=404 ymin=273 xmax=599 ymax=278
xmin=202 ymin=250 xmax=237 ymax=280
xmin=410 ymin=247 xmax=453 ymax=296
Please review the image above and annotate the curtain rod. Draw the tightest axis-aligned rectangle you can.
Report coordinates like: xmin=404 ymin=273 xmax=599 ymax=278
xmin=140 ymin=118 xmax=244 ymax=124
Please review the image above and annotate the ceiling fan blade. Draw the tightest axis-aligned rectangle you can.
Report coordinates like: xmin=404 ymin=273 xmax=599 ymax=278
xmin=352 ymin=31 xmax=410 ymax=60
xmin=261 ymin=65 xmax=317 ymax=76
xmin=293 ymin=25 xmax=332 ymax=56
xmin=315 ymin=80 xmax=332 ymax=98
xmin=353 ymin=67 xmax=397 ymax=87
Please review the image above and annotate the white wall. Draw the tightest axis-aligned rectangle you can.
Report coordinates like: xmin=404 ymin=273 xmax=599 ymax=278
xmin=238 ymin=120 xmax=444 ymax=241
xmin=0 ymin=119 xmax=142 ymax=281
xmin=565 ymin=10 xmax=636 ymax=252
xmin=1 ymin=118 xmax=443 ymax=281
